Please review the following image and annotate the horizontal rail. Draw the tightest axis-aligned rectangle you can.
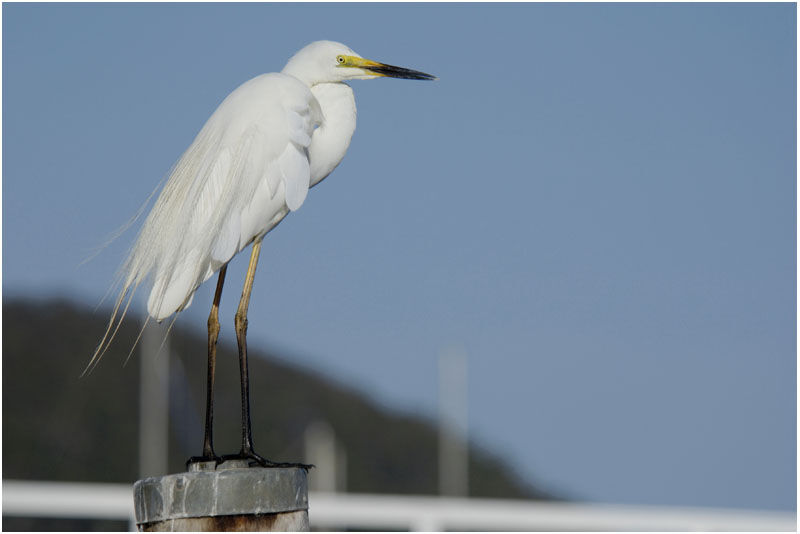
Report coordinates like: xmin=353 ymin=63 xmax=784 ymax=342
xmin=309 ymin=492 xmax=796 ymax=531
xmin=3 ymin=479 xmax=795 ymax=531
xmin=3 ymin=480 xmax=135 ymax=521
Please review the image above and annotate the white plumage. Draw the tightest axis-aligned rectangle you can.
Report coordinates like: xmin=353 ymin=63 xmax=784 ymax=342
xmin=139 ymin=73 xmax=324 ymax=320
xmin=90 ymin=40 xmax=434 ymax=379
xmin=126 ymin=44 xmax=356 ymax=322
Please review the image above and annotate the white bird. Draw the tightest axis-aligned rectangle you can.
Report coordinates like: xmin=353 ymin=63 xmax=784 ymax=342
xmin=90 ymin=40 xmax=435 ymax=468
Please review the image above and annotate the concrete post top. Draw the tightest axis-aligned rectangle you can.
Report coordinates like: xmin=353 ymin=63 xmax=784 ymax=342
xmin=133 ymin=463 xmax=309 ymax=525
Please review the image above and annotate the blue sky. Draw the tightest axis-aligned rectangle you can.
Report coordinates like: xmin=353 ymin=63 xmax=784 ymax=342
xmin=3 ymin=3 xmax=795 ymax=510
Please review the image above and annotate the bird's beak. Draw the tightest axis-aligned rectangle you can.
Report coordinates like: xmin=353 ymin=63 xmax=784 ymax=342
xmin=342 ymin=55 xmax=437 ymax=80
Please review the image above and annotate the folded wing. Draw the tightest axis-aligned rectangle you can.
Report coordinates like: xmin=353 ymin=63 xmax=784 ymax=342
xmin=115 ymin=73 xmax=322 ymax=321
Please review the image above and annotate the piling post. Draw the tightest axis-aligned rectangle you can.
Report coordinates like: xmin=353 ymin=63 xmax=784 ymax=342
xmin=133 ymin=461 xmax=309 ymax=531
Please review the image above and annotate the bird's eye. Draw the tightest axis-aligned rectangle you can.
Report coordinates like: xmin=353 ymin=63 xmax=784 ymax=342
xmin=336 ymin=55 xmax=345 ymax=64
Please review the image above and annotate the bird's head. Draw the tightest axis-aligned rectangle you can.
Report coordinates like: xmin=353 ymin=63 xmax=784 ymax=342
xmin=282 ymin=40 xmax=436 ymax=86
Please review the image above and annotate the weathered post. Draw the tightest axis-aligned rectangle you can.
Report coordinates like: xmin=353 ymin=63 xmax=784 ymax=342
xmin=133 ymin=461 xmax=309 ymax=531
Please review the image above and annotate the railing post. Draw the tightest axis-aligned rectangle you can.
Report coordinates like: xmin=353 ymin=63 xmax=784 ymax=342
xmin=133 ymin=461 xmax=308 ymax=531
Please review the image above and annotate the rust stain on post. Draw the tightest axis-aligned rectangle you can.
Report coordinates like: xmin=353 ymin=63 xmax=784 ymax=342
xmin=140 ymin=510 xmax=309 ymax=531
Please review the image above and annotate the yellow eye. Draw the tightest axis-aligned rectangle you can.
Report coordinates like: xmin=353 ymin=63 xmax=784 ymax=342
xmin=336 ymin=55 xmax=345 ymax=65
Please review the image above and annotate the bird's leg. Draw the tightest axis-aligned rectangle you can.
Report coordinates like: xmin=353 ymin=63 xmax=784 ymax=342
xmin=187 ymin=265 xmax=227 ymax=467
xmin=221 ymin=238 xmax=311 ymax=471
xmin=234 ymin=238 xmax=261 ymax=463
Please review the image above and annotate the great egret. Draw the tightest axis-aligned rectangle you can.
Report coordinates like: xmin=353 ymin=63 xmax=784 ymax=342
xmin=90 ymin=40 xmax=435 ymax=468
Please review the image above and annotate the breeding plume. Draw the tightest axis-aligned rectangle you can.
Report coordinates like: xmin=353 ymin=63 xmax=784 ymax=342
xmin=91 ymin=40 xmax=435 ymax=467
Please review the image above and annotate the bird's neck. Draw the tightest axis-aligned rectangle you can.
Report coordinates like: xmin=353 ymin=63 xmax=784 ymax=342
xmin=308 ymin=82 xmax=357 ymax=187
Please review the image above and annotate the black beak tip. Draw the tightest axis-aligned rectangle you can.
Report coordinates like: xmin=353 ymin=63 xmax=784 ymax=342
xmin=368 ymin=63 xmax=437 ymax=81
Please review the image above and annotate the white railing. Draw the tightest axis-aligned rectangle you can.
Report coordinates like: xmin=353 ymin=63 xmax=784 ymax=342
xmin=2 ymin=479 xmax=795 ymax=531
xmin=309 ymin=492 xmax=796 ymax=531
xmin=3 ymin=480 xmax=136 ymax=530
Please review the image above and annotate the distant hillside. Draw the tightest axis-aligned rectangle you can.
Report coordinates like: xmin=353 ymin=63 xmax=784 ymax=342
xmin=3 ymin=297 xmax=555 ymax=501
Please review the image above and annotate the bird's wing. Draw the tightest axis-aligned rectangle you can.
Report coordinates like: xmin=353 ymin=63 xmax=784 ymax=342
xmin=205 ymin=75 xmax=323 ymax=263
xmin=120 ymin=73 xmax=322 ymax=320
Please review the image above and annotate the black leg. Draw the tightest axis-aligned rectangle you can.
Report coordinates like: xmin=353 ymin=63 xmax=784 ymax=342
xmin=187 ymin=265 xmax=227 ymax=467
xmin=222 ymin=239 xmax=312 ymax=471
xmin=233 ymin=239 xmax=261 ymax=461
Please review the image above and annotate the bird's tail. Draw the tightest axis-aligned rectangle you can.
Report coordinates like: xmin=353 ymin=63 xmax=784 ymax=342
xmin=82 ymin=280 xmax=139 ymax=377
xmin=81 ymin=170 xmax=172 ymax=376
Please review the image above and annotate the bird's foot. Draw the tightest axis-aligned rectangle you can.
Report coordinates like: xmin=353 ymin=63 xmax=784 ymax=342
xmin=186 ymin=453 xmax=224 ymax=470
xmin=220 ymin=450 xmax=314 ymax=471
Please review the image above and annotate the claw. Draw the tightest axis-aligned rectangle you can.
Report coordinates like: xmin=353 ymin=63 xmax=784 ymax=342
xmin=186 ymin=454 xmax=224 ymax=470
xmin=219 ymin=450 xmax=313 ymax=471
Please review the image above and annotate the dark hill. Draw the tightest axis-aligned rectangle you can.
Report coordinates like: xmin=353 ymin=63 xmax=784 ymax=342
xmin=3 ymin=297 xmax=553 ymax=501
